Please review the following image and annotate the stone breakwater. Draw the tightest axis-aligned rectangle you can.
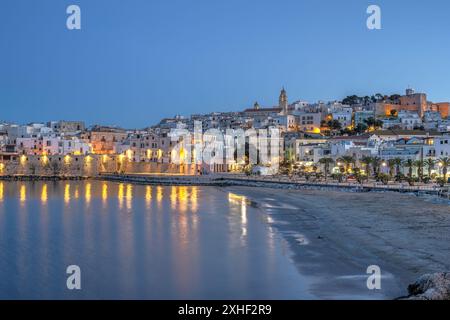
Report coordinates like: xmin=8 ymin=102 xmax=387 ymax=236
xmin=0 ymin=175 xmax=89 ymax=181
xmin=403 ymin=273 xmax=450 ymax=300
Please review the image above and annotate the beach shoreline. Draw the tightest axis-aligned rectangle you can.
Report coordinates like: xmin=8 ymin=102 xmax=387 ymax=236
xmin=223 ymin=186 xmax=450 ymax=299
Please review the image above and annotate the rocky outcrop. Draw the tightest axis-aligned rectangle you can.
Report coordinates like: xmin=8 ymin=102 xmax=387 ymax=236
xmin=405 ymin=273 xmax=450 ymax=300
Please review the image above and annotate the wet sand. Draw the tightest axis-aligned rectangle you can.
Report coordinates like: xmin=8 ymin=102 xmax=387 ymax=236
xmin=225 ymin=187 xmax=450 ymax=299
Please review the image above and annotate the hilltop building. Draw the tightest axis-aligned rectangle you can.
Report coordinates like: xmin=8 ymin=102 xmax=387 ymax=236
xmin=375 ymin=88 xmax=449 ymax=118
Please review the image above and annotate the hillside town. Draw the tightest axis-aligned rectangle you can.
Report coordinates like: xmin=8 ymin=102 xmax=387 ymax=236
xmin=1 ymin=88 xmax=449 ymax=185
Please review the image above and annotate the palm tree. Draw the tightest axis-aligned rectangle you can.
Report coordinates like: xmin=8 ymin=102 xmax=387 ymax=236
xmin=387 ymin=159 xmax=397 ymax=178
xmin=424 ymin=158 xmax=435 ymax=178
xmin=392 ymin=158 xmax=402 ymax=176
xmin=279 ymin=158 xmax=294 ymax=176
xmin=371 ymin=156 xmax=382 ymax=176
xmin=414 ymin=160 xmax=424 ymax=181
xmin=403 ymin=159 xmax=415 ymax=178
xmin=439 ymin=157 xmax=450 ymax=180
xmin=360 ymin=156 xmax=373 ymax=180
xmin=319 ymin=158 xmax=334 ymax=181
xmin=338 ymin=156 xmax=355 ymax=173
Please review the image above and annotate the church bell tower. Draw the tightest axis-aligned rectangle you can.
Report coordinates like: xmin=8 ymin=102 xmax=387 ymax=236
xmin=279 ymin=87 xmax=288 ymax=115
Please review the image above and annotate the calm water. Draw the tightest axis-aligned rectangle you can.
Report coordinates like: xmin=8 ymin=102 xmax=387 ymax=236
xmin=0 ymin=180 xmax=310 ymax=299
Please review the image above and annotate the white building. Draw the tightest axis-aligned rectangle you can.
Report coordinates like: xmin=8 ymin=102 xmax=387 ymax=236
xmin=354 ymin=110 xmax=375 ymax=127
xmin=398 ymin=111 xmax=422 ymax=130
xmin=331 ymin=109 xmax=352 ymax=128
xmin=435 ymin=135 xmax=450 ymax=157
xmin=60 ymin=138 xmax=92 ymax=155
xmin=382 ymin=118 xmax=402 ymax=129
xmin=293 ymin=111 xmax=322 ymax=132
xmin=16 ymin=137 xmax=43 ymax=155
xmin=17 ymin=136 xmax=92 ymax=155
xmin=273 ymin=115 xmax=296 ymax=132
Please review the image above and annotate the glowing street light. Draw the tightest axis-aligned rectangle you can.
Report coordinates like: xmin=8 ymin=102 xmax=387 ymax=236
xmin=126 ymin=149 xmax=133 ymax=160
xmin=64 ymin=155 xmax=72 ymax=165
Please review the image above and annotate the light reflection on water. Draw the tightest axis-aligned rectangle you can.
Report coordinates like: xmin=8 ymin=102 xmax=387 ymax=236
xmin=41 ymin=184 xmax=48 ymax=204
xmin=0 ymin=180 xmax=310 ymax=299
xmin=0 ymin=182 xmax=4 ymax=202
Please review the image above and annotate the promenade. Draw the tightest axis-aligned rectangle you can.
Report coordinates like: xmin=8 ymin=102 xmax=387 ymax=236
xmin=98 ymin=172 xmax=450 ymax=199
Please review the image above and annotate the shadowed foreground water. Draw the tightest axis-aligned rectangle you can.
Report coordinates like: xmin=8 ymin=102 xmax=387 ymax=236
xmin=0 ymin=181 xmax=311 ymax=299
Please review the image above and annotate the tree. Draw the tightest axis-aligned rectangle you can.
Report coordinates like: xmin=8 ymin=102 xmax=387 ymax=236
xmin=328 ymin=120 xmax=342 ymax=131
xmin=342 ymin=95 xmax=361 ymax=106
xmin=387 ymin=159 xmax=397 ymax=178
xmin=439 ymin=157 xmax=450 ymax=181
xmin=414 ymin=160 xmax=424 ymax=181
xmin=371 ymin=157 xmax=382 ymax=176
xmin=319 ymin=158 xmax=334 ymax=181
xmin=338 ymin=156 xmax=355 ymax=173
xmin=279 ymin=158 xmax=294 ymax=176
xmin=378 ymin=173 xmax=390 ymax=185
xmin=341 ymin=127 xmax=354 ymax=136
xmin=364 ymin=117 xmax=383 ymax=130
xmin=354 ymin=168 xmax=366 ymax=184
xmin=390 ymin=109 xmax=398 ymax=117
xmin=403 ymin=159 xmax=415 ymax=178
xmin=392 ymin=158 xmax=403 ymax=177
xmin=331 ymin=173 xmax=344 ymax=183
xmin=424 ymin=158 xmax=435 ymax=178
xmin=436 ymin=177 xmax=447 ymax=187
xmin=374 ymin=93 xmax=384 ymax=102
xmin=355 ymin=123 xmax=368 ymax=134
xmin=360 ymin=156 xmax=373 ymax=181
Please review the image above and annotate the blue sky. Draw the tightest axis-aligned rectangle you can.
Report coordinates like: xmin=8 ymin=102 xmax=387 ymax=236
xmin=1 ymin=0 xmax=450 ymax=128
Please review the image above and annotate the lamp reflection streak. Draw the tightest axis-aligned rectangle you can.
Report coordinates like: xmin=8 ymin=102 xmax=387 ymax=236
xmin=41 ymin=184 xmax=48 ymax=204
xmin=228 ymin=193 xmax=248 ymax=241
xmin=126 ymin=184 xmax=133 ymax=210
xmin=64 ymin=184 xmax=70 ymax=204
xmin=85 ymin=183 xmax=92 ymax=204
xmin=20 ymin=184 xmax=26 ymax=204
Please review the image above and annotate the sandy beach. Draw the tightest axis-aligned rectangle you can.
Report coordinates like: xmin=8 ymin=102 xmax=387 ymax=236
xmin=225 ymin=186 xmax=450 ymax=299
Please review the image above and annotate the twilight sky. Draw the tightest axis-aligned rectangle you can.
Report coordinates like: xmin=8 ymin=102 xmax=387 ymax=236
xmin=1 ymin=0 xmax=450 ymax=128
